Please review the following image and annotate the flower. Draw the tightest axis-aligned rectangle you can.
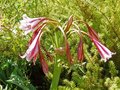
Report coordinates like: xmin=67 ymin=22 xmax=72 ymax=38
xmin=82 ymin=23 xmax=115 ymax=62
xmin=20 ymin=23 xmax=46 ymax=62
xmin=19 ymin=14 xmax=47 ymax=35
xmin=19 ymin=14 xmax=58 ymax=74
xmin=20 ymin=30 xmax=42 ymax=62
xmin=77 ymin=37 xmax=84 ymax=62
xmin=64 ymin=16 xmax=73 ymax=64
xmin=92 ymin=38 xmax=115 ymax=62
xmin=20 ymin=25 xmax=49 ymax=74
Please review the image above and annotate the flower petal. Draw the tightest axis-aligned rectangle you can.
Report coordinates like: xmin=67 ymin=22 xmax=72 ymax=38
xmin=19 ymin=14 xmax=47 ymax=35
xmin=92 ymin=39 xmax=115 ymax=62
xmin=28 ymin=24 xmax=46 ymax=46
xmin=20 ymin=30 xmax=42 ymax=61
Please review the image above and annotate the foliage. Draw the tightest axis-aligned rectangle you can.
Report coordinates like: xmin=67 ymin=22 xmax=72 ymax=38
xmin=0 ymin=0 xmax=120 ymax=90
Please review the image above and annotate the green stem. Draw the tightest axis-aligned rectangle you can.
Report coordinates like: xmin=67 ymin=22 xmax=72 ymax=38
xmin=50 ymin=56 xmax=62 ymax=90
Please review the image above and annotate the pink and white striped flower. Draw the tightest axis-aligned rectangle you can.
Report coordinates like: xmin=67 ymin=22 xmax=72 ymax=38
xmin=19 ymin=14 xmax=57 ymax=74
xmin=20 ymin=25 xmax=49 ymax=74
xmin=19 ymin=14 xmax=47 ymax=35
xmin=83 ymin=22 xmax=115 ymax=62
xmin=92 ymin=38 xmax=115 ymax=62
xmin=20 ymin=30 xmax=42 ymax=61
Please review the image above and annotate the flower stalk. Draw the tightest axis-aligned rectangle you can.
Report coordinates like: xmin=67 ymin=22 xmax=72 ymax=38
xmin=50 ymin=55 xmax=62 ymax=90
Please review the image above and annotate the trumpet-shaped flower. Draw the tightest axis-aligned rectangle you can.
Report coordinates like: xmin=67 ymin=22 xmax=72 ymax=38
xmin=82 ymin=22 xmax=115 ymax=62
xmin=19 ymin=14 xmax=58 ymax=74
xmin=19 ymin=14 xmax=47 ymax=35
xmin=92 ymin=38 xmax=115 ymax=62
xmin=20 ymin=30 xmax=42 ymax=61
xmin=20 ymin=27 xmax=49 ymax=74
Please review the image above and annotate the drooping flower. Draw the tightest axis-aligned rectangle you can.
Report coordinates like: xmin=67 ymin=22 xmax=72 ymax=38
xmin=64 ymin=16 xmax=73 ymax=64
xmin=92 ymin=38 xmax=115 ymax=62
xmin=77 ymin=37 xmax=84 ymax=62
xmin=20 ymin=26 xmax=49 ymax=74
xmin=58 ymin=18 xmax=73 ymax=64
xmin=20 ymin=30 xmax=42 ymax=62
xmin=19 ymin=14 xmax=47 ymax=35
xmin=80 ymin=24 xmax=115 ymax=62
xmin=81 ymin=22 xmax=115 ymax=61
xmin=19 ymin=14 xmax=59 ymax=74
